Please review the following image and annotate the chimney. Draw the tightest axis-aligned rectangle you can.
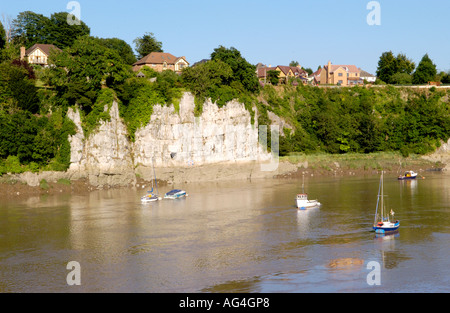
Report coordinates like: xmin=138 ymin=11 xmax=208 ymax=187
xmin=20 ymin=46 xmax=26 ymax=60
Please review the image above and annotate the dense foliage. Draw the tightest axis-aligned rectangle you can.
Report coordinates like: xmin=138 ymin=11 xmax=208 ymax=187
xmin=12 ymin=11 xmax=90 ymax=49
xmin=261 ymin=85 xmax=450 ymax=157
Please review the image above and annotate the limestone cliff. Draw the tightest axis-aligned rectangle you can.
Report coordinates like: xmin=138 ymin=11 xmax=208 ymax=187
xmin=65 ymin=92 xmax=278 ymax=186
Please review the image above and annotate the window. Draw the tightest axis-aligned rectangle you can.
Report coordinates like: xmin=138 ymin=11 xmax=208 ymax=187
xmin=338 ymin=80 xmax=343 ymax=84
xmin=338 ymin=73 xmax=343 ymax=77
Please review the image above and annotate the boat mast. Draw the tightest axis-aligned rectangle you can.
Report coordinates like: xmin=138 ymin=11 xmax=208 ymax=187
xmin=152 ymin=157 xmax=159 ymax=196
xmin=374 ymin=173 xmax=382 ymax=225
xmin=381 ymin=171 xmax=384 ymax=221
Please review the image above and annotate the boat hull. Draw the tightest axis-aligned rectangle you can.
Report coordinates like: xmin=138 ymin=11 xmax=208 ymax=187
xmin=141 ymin=196 xmax=158 ymax=203
xmin=164 ymin=190 xmax=187 ymax=199
xmin=373 ymin=222 xmax=400 ymax=233
xmin=296 ymin=200 xmax=321 ymax=210
xmin=398 ymin=176 xmax=417 ymax=180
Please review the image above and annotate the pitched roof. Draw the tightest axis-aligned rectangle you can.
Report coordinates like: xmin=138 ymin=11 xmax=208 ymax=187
xmin=257 ymin=66 xmax=277 ymax=78
xmin=359 ymin=69 xmax=376 ymax=77
xmin=325 ymin=64 xmax=360 ymax=74
xmin=133 ymin=52 xmax=188 ymax=66
xmin=25 ymin=44 xmax=61 ymax=56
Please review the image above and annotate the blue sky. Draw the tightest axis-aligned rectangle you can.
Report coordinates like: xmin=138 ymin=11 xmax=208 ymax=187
xmin=2 ymin=0 xmax=450 ymax=74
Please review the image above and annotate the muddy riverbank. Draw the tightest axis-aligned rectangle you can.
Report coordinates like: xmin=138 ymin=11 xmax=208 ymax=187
xmin=1 ymin=155 xmax=445 ymax=200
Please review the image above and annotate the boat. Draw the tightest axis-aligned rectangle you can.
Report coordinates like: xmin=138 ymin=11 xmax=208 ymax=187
xmin=296 ymin=194 xmax=321 ymax=210
xmin=373 ymin=171 xmax=400 ymax=234
xmin=296 ymin=175 xmax=321 ymax=210
xmin=398 ymin=170 xmax=418 ymax=180
xmin=141 ymin=189 xmax=160 ymax=202
xmin=164 ymin=189 xmax=187 ymax=199
xmin=141 ymin=158 xmax=161 ymax=203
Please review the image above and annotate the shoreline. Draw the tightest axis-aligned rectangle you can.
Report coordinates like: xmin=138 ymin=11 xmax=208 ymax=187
xmin=1 ymin=154 xmax=446 ymax=200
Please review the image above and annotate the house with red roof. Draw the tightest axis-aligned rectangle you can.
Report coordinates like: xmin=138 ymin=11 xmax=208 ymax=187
xmin=318 ymin=61 xmax=362 ymax=86
xmin=256 ymin=64 xmax=308 ymax=84
xmin=132 ymin=52 xmax=189 ymax=73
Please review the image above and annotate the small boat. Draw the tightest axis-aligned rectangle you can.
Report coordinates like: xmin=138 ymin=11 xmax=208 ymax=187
xmin=141 ymin=158 xmax=161 ymax=203
xmin=141 ymin=190 xmax=160 ymax=203
xmin=296 ymin=193 xmax=321 ymax=210
xmin=398 ymin=170 xmax=418 ymax=180
xmin=373 ymin=171 xmax=400 ymax=234
xmin=164 ymin=189 xmax=187 ymax=199
xmin=296 ymin=174 xmax=321 ymax=210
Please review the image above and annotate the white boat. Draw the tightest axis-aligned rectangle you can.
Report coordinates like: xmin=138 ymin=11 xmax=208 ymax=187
xmin=398 ymin=170 xmax=418 ymax=180
xmin=164 ymin=189 xmax=187 ymax=199
xmin=296 ymin=193 xmax=321 ymax=210
xmin=141 ymin=191 xmax=160 ymax=203
xmin=296 ymin=175 xmax=321 ymax=210
xmin=373 ymin=171 xmax=400 ymax=234
xmin=141 ymin=158 xmax=161 ymax=203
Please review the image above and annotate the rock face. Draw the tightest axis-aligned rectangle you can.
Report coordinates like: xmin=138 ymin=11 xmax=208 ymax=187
xmin=423 ymin=138 xmax=450 ymax=172
xmin=67 ymin=100 xmax=136 ymax=187
xmin=64 ymin=92 xmax=274 ymax=186
xmin=133 ymin=93 xmax=269 ymax=167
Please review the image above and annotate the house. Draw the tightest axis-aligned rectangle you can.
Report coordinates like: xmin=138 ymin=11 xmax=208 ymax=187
xmin=359 ymin=70 xmax=377 ymax=83
xmin=20 ymin=44 xmax=61 ymax=66
xmin=319 ymin=61 xmax=362 ymax=86
xmin=311 ymin=68 xmax=322 ymax=85
xmin=256 ymin=64 xmax=308 ymax=84
xmin=132 ymin=52 xmax=189 ymax=73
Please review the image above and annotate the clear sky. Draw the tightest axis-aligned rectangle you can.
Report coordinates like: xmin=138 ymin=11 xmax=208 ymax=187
xmin=2 ymin=0 xmax=450 ymax=74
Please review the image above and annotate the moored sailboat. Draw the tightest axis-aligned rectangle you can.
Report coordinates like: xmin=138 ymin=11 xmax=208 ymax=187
xmin=373 ymin=171 xmax=400 ymax=234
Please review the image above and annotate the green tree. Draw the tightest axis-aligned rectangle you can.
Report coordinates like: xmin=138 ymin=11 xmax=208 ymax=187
xmin=181 ymin=59 xmax=233 ymax=98
xmin=390 ymin=72 xmax=412 ymax=85
xmin=412 ymin=54 xmax=437 ymax=84
xmin=96 ymin=37 xmax=136 ymax=65
xmin=210 ymin=46 xmax=259 ymax=93
xmin=266 ymin=70 xmax=280 ymax=85
xmin=376 ymin=51 xmax=396 ymax=83
xmin=376 ymin=51 xmax=415 ymax=84
xmin=0 ymin=21 xmax=6 ymax=49
xmin=0 ymin=60 xmax=39 ymax=113
xmin=133 ymin=32 xmax=163 ymax=59
xmin=11 ymin=11 xmax=48 ymax=47
xmin=46 ymin=12 xmax=90 ymax=48
xmin=11 ymin=11 xmax=90 ymax=49
xmin=44 ymin=36 xmax=131 ymax=109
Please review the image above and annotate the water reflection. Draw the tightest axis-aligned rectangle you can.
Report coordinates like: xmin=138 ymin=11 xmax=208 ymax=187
xmin=0 ymin=172 xmax=449 ymax=292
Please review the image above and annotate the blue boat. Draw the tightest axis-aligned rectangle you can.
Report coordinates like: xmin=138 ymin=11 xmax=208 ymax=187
xmin=373 ymin=172 xmax=400 ymax=233
xmin=164 ymin=189 xmax=187 ymax=199
xmin=398 ymin=170 xmax=418 ymax=180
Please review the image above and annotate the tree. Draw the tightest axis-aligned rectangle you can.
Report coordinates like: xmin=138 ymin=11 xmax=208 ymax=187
xmin=289 ymin=60 xmax=299 ymax=67
xmin=11 ymin=11 xmax=48 ymax=47
xmin=0 ymin=21 xmax=6 ymax=49
xmin=44 ymin=36 xmax=131 ymax=109
xmin=210 ymin=46 xmax=259 ymax=93
xmin=181 ymin=59 xmax=233 ymax=98
xmin=46 ymin=12 xmax=90 ymax=48
xmin=11 ymin=11 xmax=90 ymax=49
xmin=395 ymin=53 xmax=415 ymax=75
xmin=96 ymin=37 xmax=136 ymax=65
xmin=390 ymin=72 xmax=412 ymax=85
xmin=376 ymin=51 xmax=415 ymax=84
xmin=133 ymin=32 xmax=163 ymax=59
xmin=267 ymin=70 xmax=280 ymax=85
xmin=0 ymin=60 xmax=39 ymax=113
xmin=412 ymin=54 xmax=437 ymax=84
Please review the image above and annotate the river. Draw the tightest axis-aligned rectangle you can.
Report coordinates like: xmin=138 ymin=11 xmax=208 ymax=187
xmin=1 ymin=172 xmax=449 ymax=292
